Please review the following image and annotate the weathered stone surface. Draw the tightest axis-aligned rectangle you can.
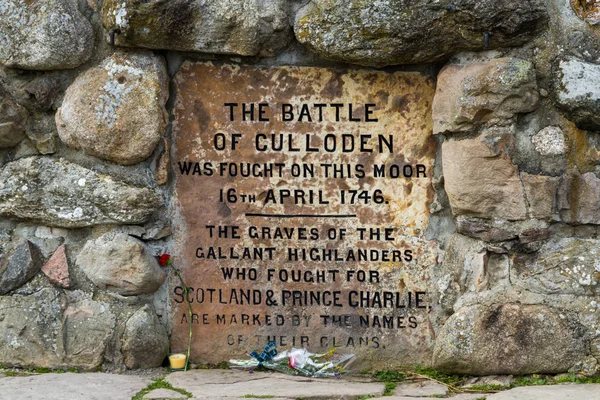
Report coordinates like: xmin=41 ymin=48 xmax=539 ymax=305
xmin=166 ymin=370 xmax=385 ymax=399
xmin=122 ymin=305 xmax=169 ymax=369
xmin=0 ymin=240 xmax=43 ymax=295
xmin=101 ymin=0 xmax=291 ymax=57
xmin=0 ymin=372 xmax=150 ymax=400
xmin=0 ymin=90 xmax=28 ymax=148
xmin=0 ymin=288 xmax=115 ymax=370
xmin=435 ymin=234 xmax=487 ymax=314
xmin=443 ymin=135 xmax=527 ymax=220
xmin=554 ymin=58 xmax=600 ymax=130
xmin=295 ymin=1 xmax=547 ymax=67
xmin=0 ymin=66 xmax=66 ymax=112
xmin=41 ymin=244 xmax=70 ymax=289
xmin=393 ymin=381 xmax=448 ymax=397
xmin=56 ymin=52 xmax=168 ymax=165
xmin=432 ymin=304 xmax=588 ymax=375
xmin=521 ymin=173 xmax=559 ymax=220
xmin=0 ymin=0 xmax=94 ymax=70
xmin=558 ymin=169 xmax=600 ymax=224
xmin=433 ymin=58 xmax=539 ymax=135
xmin=512 ymin=238 xmax=600 ymax=296
xmin=155 ymin=139 xmax=169 ymax=186
xmin=0 ymin=157 xmax=162 ymax=228
xmin=76 ymin=232 xmax=166 ymax=296
xmin=463 ymin=375 xmax=515 ymax=388
xmin=547 ymin=0 xmax=600 ymax=63
xmin=531 ymin=126 xmax=566 ymax=156
xmin=569 ymin=355 xmax=598 ymax=377
xmin=172 ymin=63 xmax=439 ymax=364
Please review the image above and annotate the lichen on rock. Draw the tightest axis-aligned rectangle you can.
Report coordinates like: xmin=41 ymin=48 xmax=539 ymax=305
xmin=295 ymin=0 xmax=548 ymax=67
xmin=101 ymin=0 xmax=292 ymax=57
xmin=56 ymin=51 xmax=169 ymax=165
xmin=0 ymin=0 xmax=94 ymax=70
xmin=0 ymin=157 xmax=163 ymax=228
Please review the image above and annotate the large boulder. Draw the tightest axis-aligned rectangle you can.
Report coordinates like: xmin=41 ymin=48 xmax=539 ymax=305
xmin=56 ymin=52 xmax=168 ymax=165
xmin=554 ymin=58 xmax=600 ymax=131
xmin=433 ymin=58 xmax=539 ymax=135
xmin=294 ymin=0 xmax=547 ymax=67
xmin=0 ymin=90 xmax=28 ymax=148
xmin=0 ymin=157 xmax=162 ymax=228
xmin=442 ymin=135 xmax=527 ymax=221
xmin=76 ymin=232 xmax=166 ymax=296
xmin=433 ymin=304 xmax=588 ymax=375
xmin=122 ymin=305 xmax=169 ymax=369
xmin=101 ymin=0 xmax=292 ymax=57
xmin=0 ymin=0 xmax=94 ymax=70
xmin=0 ymin=240 xmax=43 ymax=295
xmin=0 ymin=288 xmax=115 ymax=370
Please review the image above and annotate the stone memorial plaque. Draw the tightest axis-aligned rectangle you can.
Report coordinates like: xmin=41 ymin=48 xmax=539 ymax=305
xmin=171 ymin=63 xmax=438 ymax=365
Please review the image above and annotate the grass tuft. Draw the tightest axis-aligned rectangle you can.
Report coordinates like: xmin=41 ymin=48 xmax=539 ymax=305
xmin=131 ymin=377 xmax=192 ymax=400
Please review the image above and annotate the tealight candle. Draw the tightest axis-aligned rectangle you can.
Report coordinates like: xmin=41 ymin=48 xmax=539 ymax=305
xmin=169 ymin=353 xmax=187 ymax=370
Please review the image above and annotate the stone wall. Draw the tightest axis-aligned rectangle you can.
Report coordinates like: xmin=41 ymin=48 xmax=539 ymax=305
xmin=0 ymin=0 xmax=599 ymax=375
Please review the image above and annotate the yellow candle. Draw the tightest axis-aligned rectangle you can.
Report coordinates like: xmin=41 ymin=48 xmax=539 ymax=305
xmin=169 ymin=353 xmax=187 ymax=369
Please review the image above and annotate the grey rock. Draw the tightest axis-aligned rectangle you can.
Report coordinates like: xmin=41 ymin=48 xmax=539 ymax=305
xmin=0 ymin=372 xmax=150 ymax=400
xmin=76 ymin=232 xmax=166 ymax=296
xmin=434 ymin=58 xmax=539 ymax=135
xmin=558 ymin=169 xmax=600 ymax=225
xmin=295 ymin=0 xmax=547 ymax=67
xmin=0 ymin=66 xmax=67 ymax=112
xmin=0 ymin=90 xmax=28 ymax=148
xmin=531 ymin=126 xmax=566 ymax=156
xmin=25 ymin=112 xmax=58 ymax=155
xmin=463 ymin=375 xmax=514 ymax=388
xmin=592 ymin=337 xmax=600 ymax=359
xmin=443 ymin=134 xmax=527 ymax=221
xmin=0 ymin=157 xmax=162 ymax=228
xmin=0 ymin=240 xmax=43 ymax=295
xmin=56 ymin=52 xmax=169 ymax=165
xmin=101 ymin=0 xmax=292 ymax=57
xmin=546 ymin=0 xmax=600 ymax=64
xmin=511 ymin=238 xmax=600 ymax=296
xmin=432 ymin=304 xmax=588 ymax=375
xmin=436 ymin=233 xmax=487 ymax=314
xmin=568 ymin=355 xmax=598 ymax=377
xmin=554 ymin=58 xmax=600 ymax=130
xmin=0 ymin=0 xmax=94 ymax=70
xmin=0 ymin=288 xmax=115 ymax=370
xmin=456 ymin=217 xmax=550 ymax=244
xmin=122 ymin=305 xmax=169 ymax=369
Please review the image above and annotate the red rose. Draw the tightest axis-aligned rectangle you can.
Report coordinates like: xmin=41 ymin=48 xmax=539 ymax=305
xmin=159 ymin=254 xmax=171 ymax=267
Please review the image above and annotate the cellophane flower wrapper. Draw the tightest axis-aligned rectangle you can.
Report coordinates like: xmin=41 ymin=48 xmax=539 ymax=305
xmin=230 ymin=348 xmax=355 ymax=378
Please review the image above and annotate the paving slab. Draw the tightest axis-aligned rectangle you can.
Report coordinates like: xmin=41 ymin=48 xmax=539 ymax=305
xmin=166 ymin=369 xmax=384 ymax=399
xmin=486 ymin=384 xmax=600 ymax=400
xmin=371 ymin=393 xmax=485 ymax=400
xmin=449 ymin=394 xmax=492 ymax=400
xmin=143 ymin=388 xmax=188 ymax=399
xmin=0 ymin=372 xmax=151 ymax=400
xmin=393 ymin=381 xmax=448 ymax=397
